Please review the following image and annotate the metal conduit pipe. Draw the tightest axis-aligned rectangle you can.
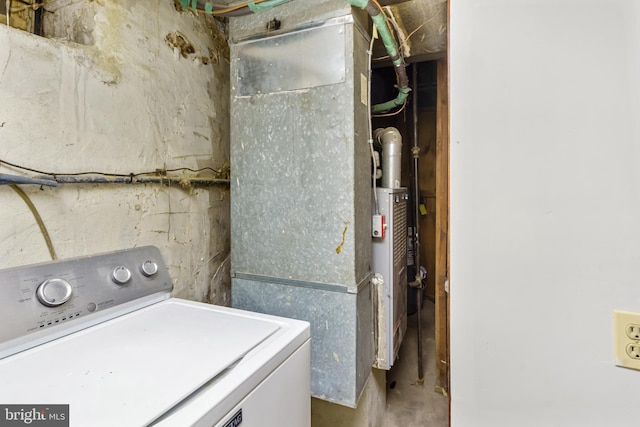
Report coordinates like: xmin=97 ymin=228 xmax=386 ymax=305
xmin=0 ymin=174 xmax=228 ymax=188
xmin=46 ymin=176 xmax=230 ymax=187
xmin=410 ymin=63 xmax=424 ymax=384
xmin=0 ymin=174 xmax=57 ymax=187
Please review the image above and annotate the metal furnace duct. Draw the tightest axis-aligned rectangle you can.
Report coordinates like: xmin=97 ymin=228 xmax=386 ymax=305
xmin=229 ymin=2 xmax=373 ymax=408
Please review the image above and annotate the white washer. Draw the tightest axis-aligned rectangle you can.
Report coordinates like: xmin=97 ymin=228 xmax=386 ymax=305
xmin=0 ymin=247 xmax=310 ymax=427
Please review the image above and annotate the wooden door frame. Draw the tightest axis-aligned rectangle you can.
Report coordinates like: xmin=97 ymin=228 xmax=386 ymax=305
xmin=434 ymin=57 xmax=450 ymax=397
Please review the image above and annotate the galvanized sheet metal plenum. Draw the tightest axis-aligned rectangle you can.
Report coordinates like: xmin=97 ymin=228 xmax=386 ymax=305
xmin=230 ymin=17 xmax=371 ymax=287
xmin=235 ymin=19 xmax=347 ymax=96
xmin=230 ymin=7 xmax=373 ymax=407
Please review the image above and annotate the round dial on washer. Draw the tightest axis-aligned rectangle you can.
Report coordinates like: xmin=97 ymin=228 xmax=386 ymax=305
xmin=36 ymin=278 xmax=73 ymax=307
xmin=112 ymin=266 xmax=132 ymax=285
xmin=140 ymin=260 xmax=158 ymax=277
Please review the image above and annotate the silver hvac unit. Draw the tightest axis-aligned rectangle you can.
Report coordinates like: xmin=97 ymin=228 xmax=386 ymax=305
xmin=229 ymin=1 xmax=373 ymax=408
xmin=372 ymin=187 xmax=408 ymax=369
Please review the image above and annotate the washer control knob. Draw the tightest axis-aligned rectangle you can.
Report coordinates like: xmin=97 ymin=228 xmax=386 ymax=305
xmin=140 ymin=260 xmax=158 ymax=277
xmin=36 ymin=278 xmax=73 ymax=307
xmin=112 ymin=266 xmax=132 ymax=285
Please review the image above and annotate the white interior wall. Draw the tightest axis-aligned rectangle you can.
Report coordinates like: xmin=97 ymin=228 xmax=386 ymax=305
xmin=450 ymin=0 xmax=640 ymax=425
xmin=0 ymin=1 xmax=230 ymax=304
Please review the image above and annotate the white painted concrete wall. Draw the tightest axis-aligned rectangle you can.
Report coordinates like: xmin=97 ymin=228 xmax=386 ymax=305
xmin=0 ymin=1 xmax=231 ymax=304
xmin=450 ymin=0 xmax=640 ymax=425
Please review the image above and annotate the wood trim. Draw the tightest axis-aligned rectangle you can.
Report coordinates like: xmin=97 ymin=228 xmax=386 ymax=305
xmin=435 ymin=58 xmax=450 ymax=395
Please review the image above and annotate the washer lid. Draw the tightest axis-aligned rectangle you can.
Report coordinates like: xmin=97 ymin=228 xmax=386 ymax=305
xmin=0 ymin=299 xmax=280 ymax=427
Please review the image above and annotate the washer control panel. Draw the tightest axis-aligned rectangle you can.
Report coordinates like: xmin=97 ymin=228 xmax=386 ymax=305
xmin=0 ymin=246 xmax=173 ymax=357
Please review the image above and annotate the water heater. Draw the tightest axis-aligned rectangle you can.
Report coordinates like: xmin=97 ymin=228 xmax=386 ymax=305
xmin=372 ymin=187 xmax=408 ymax=369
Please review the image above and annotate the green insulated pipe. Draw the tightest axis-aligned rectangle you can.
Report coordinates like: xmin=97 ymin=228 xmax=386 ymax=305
xmin=349 ymin=0 xmax=411 ymax=114
xmin=247 ymin=0 xmax=294 ymax=13
xmin=180 ymin=0 xmax=294 ymax=16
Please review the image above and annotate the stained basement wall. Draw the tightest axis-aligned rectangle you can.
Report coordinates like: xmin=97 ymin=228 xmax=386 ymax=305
xmin=451 ymin=0 xmax=640 ymax=425
xmin=0 ymin=0 xmax=231 ymax=304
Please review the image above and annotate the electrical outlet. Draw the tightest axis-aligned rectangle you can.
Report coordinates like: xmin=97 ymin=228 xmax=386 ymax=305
xmin=627 ymin=324 xmax=640 ymax=340
xmin=626 ymin=343 xmax=640 ymax=359
xmin=614 ymin=310 xmax=640 ymax=370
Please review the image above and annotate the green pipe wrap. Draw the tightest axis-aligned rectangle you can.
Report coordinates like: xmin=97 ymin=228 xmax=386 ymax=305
xmin=349 ymin=0 xmax=411 ymax=113
xmin=371 ymin=87 xmax=411 ymax=114
xmin=349 ymin=0 xmax=369 ymax=8
xmin=248 ymin=0 xmax=293 ymax=13
xmin=370 ymin=14 xmax=401 ymax=67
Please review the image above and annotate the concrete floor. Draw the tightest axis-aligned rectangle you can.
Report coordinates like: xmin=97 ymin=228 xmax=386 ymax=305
xmin=381 ymin=298 xmax=449 ymax=427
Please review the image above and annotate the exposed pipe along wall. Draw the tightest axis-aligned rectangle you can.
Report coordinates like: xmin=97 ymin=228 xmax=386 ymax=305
xmin=0 ymin=158 xmax=229 ymax=266
xmin=349 ymin=0 xmax=411 ymax=114
xmin=177 ymin=0 xmax=296 ymax=17
xmin=410 ymin=63 xmax=425 ymax=383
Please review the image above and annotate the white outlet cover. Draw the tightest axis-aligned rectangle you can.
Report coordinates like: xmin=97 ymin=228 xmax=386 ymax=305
xmin=614 ymin=310 xmax=640 ymax=371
